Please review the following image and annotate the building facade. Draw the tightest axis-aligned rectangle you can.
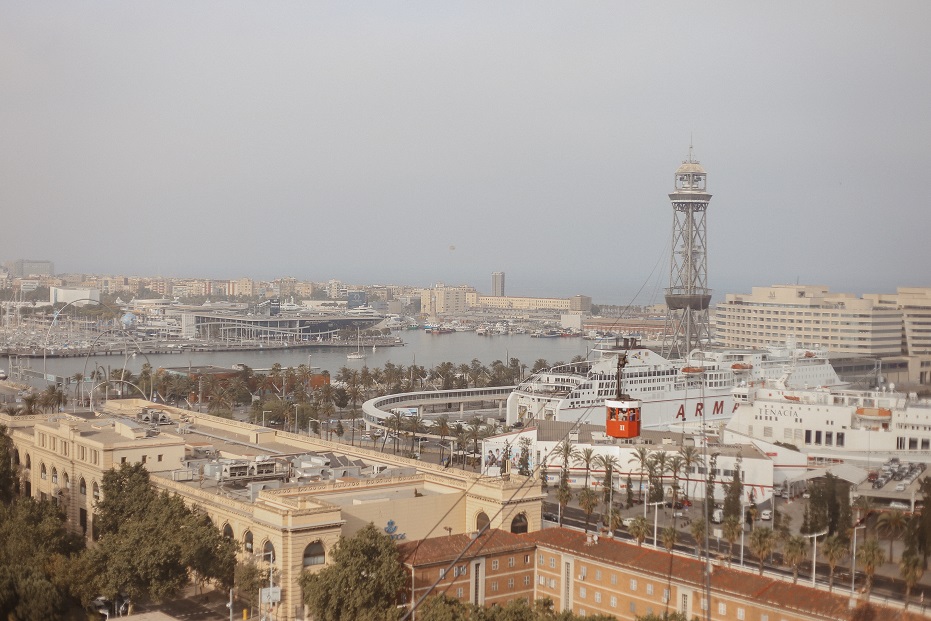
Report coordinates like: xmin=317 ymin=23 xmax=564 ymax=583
xmin=492 ymin=272 xmax=506 ymax=297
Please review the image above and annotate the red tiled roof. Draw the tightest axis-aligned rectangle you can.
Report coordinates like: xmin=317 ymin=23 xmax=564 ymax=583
xmin=398 ymin=529 xmax=534 ymax=567
xmin=523 ymin=528 xmax=870 ymax=620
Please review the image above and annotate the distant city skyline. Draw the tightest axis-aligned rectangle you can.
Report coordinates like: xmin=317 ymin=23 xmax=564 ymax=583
xmin=2 ymin=4 xmax=928 ymax=307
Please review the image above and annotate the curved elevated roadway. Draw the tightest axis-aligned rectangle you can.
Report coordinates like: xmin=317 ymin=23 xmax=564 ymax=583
xmin=362 ymin=386 xmax=515 ymax=435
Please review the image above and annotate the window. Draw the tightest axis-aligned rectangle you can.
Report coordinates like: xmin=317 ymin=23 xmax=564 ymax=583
xmin=718 ymin=602 xmax=726 ymax=614
xmin=524 ymin=554 xmax=530 ymax=564
xmin=539 ymin=575 xmax=546 ymax=586
xmin=579 ymin=587 xmax=586 ymax=599
xmin=594 ymin=592 xmax=601 ymax=604
xmin=302 ymin=542 xmax=325 ymax=567
xmin=523 ymin=576 xmax=530 ymax=586
xmin=440 ymin=568 xmax=447 ymax=580
xmin=491 ymin=581 xmax=498 ymax=592
xmin=610 ymin=596 xmax=617 ymax=608
xmin=40 ymin=464 xmax=47 ymax=480
xmin=121 ymin=457 xmax=127 ymax=464
xmin=157 ymin=454 xmax=163 ymax=462
xmin=456 ymin=588 xmax=463 ymax=599
xmin=142 ymin=455 xmax=147 ymax=464
xmin=454 ymin=565 xmax=467 ymax=577
xmin=538 ymin=554 xmax=544 ymax=565
xmin=610 ymin=574 xmax=617 ymax=585
xmin=594 ymin=569 xmax=601 ymax=581
xmin=507 ymin=578 xmax=514 ymax=589
xmin=549 ymin=558 xmax=555 ymax=568
xmin=508 ymin=556 xmax=515 ymax=567
xmin=79 ymin=478 xmax=86 ymax=495
xmin=492 ymin=560 xmax=499 ymax=570
xmin=629 ymin=602 xmax=636 ymax=613
xmin=51 ymin=468 xmax=58 ymax=484
xmin=579 ymin=567 xmax=587 ymax=579
xmin=646 ymin=584 xmax=653 ymax=595
xmin=737 ymin=608 xmax=745 ymax=620
xmin=92 ymin=482 xmax=100 ymax=501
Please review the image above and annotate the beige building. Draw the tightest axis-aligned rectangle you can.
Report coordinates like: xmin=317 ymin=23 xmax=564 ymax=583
xmin=421 ymin=284 xmax=477 ymax=316
xmin=401 ymin=527 xmax=914 ymax=621
xmin=3 ymin=401 xmax=544 ymax=620
xmin=716 ymin=285 xmax=903 ymax=356
xmin=470 ymin=294 xmax=591 ymax=313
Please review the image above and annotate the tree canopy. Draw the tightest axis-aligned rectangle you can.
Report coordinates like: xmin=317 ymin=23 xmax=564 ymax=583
xmin=417 ymin=595 xmax=616 ymax=621
xmin=300 ymin=523 xmax=407 ymax=621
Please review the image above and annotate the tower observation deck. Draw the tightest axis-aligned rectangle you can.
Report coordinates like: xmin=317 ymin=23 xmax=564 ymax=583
xmin=663 ymin=147 xmax=712 ymax=358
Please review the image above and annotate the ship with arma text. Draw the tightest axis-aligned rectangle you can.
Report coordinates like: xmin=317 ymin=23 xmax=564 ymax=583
xmin=504 ymin=338 xmax=843 ymax=430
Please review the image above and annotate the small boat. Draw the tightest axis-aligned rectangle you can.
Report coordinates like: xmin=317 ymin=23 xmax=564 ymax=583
xmin=731 ymin=363 xmax=753 ymax=371
xmin=348 ymin=328 xmax=366 ymax=360
xmin=681 ymin=366 xmax=706 ymax=374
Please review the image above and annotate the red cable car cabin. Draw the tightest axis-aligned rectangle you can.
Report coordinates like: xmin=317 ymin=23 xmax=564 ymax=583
xmin=605 ymin=397 xmax=641 ymax=439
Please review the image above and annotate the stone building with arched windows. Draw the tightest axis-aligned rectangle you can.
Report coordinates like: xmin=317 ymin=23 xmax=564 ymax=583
xmin=2 ymin=400 xmax=544 ymax=620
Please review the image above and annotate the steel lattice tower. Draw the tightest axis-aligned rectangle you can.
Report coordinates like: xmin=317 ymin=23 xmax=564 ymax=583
xmin=662 ymin=147 xmax=712 ymax=358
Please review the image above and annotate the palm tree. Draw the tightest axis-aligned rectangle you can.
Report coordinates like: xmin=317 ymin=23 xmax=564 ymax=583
xmin=857 ymin=538 xmax=886 ymax=600
xmin=628 ymin=516 xmax=649 ymax=547
xmin=553 ymin=440 xmax=580 ymax=480
xmin=748 ymin=527 xmax=776 ymax=576
xmin=662 ymin=526 xmax=678 ymax=554
xmin=722 ymin=516 xmax=742 ymax=567
xmin=900 ymin=552 xmax=924 ymax=609
xmin=556 ymin=476 xmax=573 ymax=528
xmin=575 ymin=447 xmax=596 ymax=489
xmin=594 ymin=454 xmax=619 ymax=524
xmin=578 ymin=487 xmax=599 ymax=533
xmin=876 ymin=509 xmax=908 ymax=561
xmin=666 ymin=454 xmax=685 ymax=510
xmin=629 ymin=446 xmax=651 ymax=502
xmin=782 ymin=535 xmax=809 ymax=584
xmin=690 ymin=518 xmax=707 ymax=558
xmin=820 ymin=534 xmax=849 ymax=592
xmin=678 ymin=445 xmax=700 ymax=502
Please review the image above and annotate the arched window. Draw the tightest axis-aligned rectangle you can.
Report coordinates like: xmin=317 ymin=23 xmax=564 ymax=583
xmin=303 ymin=542 xmax=325 ymax=567
xmin=244 ymin=531 xmax=253 ymax=552
xmin=223 ymin=524 xmax=234 ymax=540
xmin=24 ymin=454 xmax=30 ymax=469
xmin=79 ymin=478 xmax=87 ymax=495
xmin=63 ymin=472 xmax=70 ymax=489
xmin=510 ymin=513 xmax=528 ymax=534
xmin=40 ymin=463 xmax=47 ymax=480
xmin=476 ymin=511 xmax=490 ymax=532
xmin=92 ymin=481 xmax=100 ymax=501
xmin=12 ymin=450 xmax=19 ymax=466
xmin=51 ymin=468 xmax=58 ymax=485
xmin=263 ymin=541 xmax=276 ymax=563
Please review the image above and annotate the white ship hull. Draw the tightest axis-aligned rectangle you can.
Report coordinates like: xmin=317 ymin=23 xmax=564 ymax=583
xmin=723 ymin=383 xmax=931 ymax=464
xmin=506 ymin=344 xmax=842 ymax=430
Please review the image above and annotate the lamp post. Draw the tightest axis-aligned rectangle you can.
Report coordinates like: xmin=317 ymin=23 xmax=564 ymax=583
xmin=648 ymin=500 xmax=664 ymax=549
xmin=851 ymin=524 xmax=866 ymax=595
xmin=806 ymin=529 xmax=828 ymax=587
xmin=257 ymin=549 xmax=276 ymax=620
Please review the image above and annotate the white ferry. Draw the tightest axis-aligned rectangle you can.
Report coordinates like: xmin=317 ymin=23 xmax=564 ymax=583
xmin=722 ymin=380 xmax=931 ymax=464
xmin=505 ymin=339 xmax=842 ymax=430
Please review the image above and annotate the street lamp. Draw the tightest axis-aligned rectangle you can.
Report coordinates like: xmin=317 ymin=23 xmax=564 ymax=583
xmin=851 ymin=524 xmax=866 ymax=595
xmin=805 ymin=530 xmax=828 ymax=587
xmin=648 ymin=500 xmax=664 ymax=549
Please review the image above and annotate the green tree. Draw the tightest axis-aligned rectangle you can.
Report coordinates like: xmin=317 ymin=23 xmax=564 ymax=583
xmin=628 ymin=516 xmax=649 ymax=547
xmin=575 ymin=447 xmax=596 ymax=489
xmin=748 ymin=527 xmax=776 ymax=576
xmin=689 ymin=518 xmax=706 ymax=558
xmin=820 ymin=534 xmax=849 ymax=592
xmin=0 ymin=426 xmax=18 ymax=502
xmin=555 ymin=472 xmax=573 ymax=527
xmin=722 ymin=516 xmax=742 ymax=568
xmin=661 ymin=526 xmax=678 ymax=554
xmin=577 ymin=487 xmax=599 ymax=533
xmin=782 ymin=535 xmax=808 ymax=584
xmin=899 ymin=551 xmax=924 ymax=610
xmin=300 ymin=523 xmax=406 ymax=621
xmin=876 ymin=510 xmax=908 ymax=561
xmin=857 ymin=538 xmax=886 ymax=600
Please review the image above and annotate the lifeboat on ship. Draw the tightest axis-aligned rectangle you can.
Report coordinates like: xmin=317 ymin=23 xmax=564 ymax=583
xmin=731 ymin=363 xmax=753 ymax=371
xmin=856 ymin=407 xmax=892 ymax=419
xmin=784 ymin=395 xmax=801 ymax=402
xmin=681 ymin=367 xmax=706 ymax=375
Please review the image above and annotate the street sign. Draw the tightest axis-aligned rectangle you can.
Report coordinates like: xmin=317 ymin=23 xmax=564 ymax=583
xmin=260 ymin=587 xmax=281 ymax=604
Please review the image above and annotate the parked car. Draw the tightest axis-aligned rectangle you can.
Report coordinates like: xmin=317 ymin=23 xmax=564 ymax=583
xmin=760 ymin=509 xmax=772 ymax=521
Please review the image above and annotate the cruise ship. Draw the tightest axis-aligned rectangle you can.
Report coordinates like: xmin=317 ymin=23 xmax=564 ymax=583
xmin=722 ymin=380 xmax=931 ymax=464
xmin=505 ymin=340 xmax=843 ymax=430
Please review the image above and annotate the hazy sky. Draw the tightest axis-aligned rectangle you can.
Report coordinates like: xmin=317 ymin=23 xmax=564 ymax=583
xmin=2 ymin=3 xmax=929 ymax=305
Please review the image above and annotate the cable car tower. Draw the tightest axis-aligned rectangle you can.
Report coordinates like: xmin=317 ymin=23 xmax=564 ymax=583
xmin=662 ymin=146 xmax=712 ymax=358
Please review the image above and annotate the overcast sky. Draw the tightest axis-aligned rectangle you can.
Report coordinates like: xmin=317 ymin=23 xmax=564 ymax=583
xmin=2 ymin=3 xmax=929 ymax=304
